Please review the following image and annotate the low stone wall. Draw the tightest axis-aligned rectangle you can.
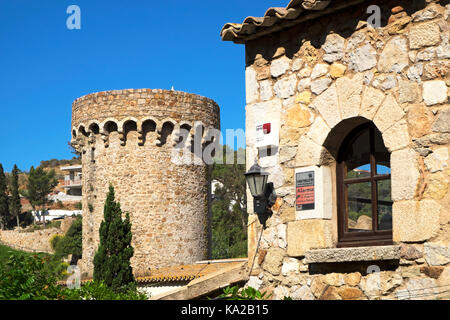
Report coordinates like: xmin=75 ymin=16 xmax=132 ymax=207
xmin=248 ymin=242 xmax=450 ymax=300
xmin=0 ymin=228 xmax=63 ymax=254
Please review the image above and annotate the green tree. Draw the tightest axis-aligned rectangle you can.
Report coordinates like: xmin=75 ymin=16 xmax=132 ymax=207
xmin=93 ymin=185 xmax=135 ymax=293
xmin=53 ymin=216 xmax=82 ymax=263
xmin=211 ymin=146 xmax=247 ymax=259
xmin=22 ymin=166 xmax=58 ymax=227
xmin=0 ymin=250 xmax=146 ymax=300
xmin=21 ymin=167 xmax=39 ymax=225
xmin=9 ymin=164 xmax=22 ymax=228
xmin=0 ymin=164 xmax=9 ymax=230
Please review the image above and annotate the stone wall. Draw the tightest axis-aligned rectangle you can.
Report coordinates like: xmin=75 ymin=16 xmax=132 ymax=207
xmin=243 ymin=0 xmax=449 ymax=299
xmin=0 ymin=228 xmax=62 ymax=254
xmin=71 ymin=89 xmax=220 ymax=277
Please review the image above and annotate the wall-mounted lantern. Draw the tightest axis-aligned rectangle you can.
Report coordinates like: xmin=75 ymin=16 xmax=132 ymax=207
xmin=245 ymin=162 xmax=277 ymax=228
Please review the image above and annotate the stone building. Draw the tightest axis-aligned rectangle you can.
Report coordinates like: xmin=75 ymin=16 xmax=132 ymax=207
xmin=222 ymin=0 xmax=449 ymax=299
xmin=70 ymin=89 xmax=220 ymax=277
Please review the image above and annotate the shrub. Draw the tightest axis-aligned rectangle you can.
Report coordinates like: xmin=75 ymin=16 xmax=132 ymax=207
xmin=0 ymin=251 xmax=146 ymax=300
xmin=75 ymin=202 xmax=82 ymax=210
xmin=47 ymin=220 xmax=61 ymax=229
xmin=0 ymin=252 xmax=67 ymax=300
xmin=53 ymin=216 xmax=82 ymax=261
xmin=215 ymin=286 xmax=272 ymax=300
xmin=50 ymin=234 xmax=64 ymax=251
xmin=63 ymin=281 xmax=147 ymax=300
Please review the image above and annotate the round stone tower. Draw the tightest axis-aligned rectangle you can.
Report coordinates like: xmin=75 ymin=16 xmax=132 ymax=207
xmin=70 ymin=89 xmax=220 ymax=277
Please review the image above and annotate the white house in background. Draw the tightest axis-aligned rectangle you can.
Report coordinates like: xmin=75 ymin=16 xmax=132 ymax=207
xmin=61 ymin=165 xmax=82 ymax=196
xmin=33 ymin=209 xmax=82 ymax=222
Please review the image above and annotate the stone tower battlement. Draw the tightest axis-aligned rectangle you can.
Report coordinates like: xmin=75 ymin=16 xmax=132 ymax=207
xmin=70 ymin=89 xmax=220 ymax=277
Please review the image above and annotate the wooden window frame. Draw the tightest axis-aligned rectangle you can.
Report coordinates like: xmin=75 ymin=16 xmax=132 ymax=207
xmin=336 ymin=123 xmax=393 ymax=248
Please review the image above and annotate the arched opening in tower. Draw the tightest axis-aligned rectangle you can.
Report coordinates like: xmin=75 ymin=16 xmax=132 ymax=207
xmin=89 ymin=123 xmax=100 ymax=135
xmin=123 ymin=120 xmax=138 ymax=146
xmin=158 ymin=122 xmax=174 ymax=147
xmin=141 ymin=119 xmax=157 ymax=146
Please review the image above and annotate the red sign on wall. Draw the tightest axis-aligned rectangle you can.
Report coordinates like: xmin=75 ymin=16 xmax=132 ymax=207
xmin=296 ymin=171 xmax=315 ymax=211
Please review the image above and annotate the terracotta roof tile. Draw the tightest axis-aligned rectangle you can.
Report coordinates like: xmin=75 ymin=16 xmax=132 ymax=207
xmin=135 ymin=260 xmax=246 ymax=284
xmin=58 ymin=259 xmax=247 ymax=286
xmin=220 ymin=0 xmax=368 ymax=43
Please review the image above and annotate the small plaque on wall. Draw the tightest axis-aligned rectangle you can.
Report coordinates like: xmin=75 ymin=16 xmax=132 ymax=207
xmin=295 ymin=166 xmax=332 ymax=220
xmin=296 ymin=171 xmax=315 ymax=211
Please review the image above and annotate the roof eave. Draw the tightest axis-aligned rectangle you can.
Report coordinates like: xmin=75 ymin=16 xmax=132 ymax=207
xmin=221 ymin=0 xmax=369 ymax=44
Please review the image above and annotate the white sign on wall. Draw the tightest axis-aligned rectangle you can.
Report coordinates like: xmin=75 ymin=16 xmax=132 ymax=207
xmin=255 ymin=121 xmax=279 ymax=150
xmin=295 ymin=166 xmax=332 ymax=220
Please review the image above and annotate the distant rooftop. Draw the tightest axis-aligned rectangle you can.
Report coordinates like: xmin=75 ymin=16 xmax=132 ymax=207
xmin=60 ymin=165 xmax=82 ymax=171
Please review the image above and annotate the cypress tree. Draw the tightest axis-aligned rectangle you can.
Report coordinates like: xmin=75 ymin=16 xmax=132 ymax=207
xmin=22 ymin=166 xmax=39 ymax=225
xmin=0 ymin=164 xmax=9 ymax=230
xmin=9 ymin=164 xmax=22 ymax=228
xmin=93 ymin=185 xmax=135 ymax=293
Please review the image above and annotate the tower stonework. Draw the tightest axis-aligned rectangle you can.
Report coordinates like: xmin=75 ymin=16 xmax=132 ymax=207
xmin=70 ymin=89 xmax=220 ymax=277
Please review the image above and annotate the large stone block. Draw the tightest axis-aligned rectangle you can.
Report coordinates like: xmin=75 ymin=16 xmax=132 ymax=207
xmin=305 ymin=246 xmax=400 ymax=263
xmin=373 ymin=94 xmax=405 ymax=133
xmin=396 ymin=278 xmax=438 ymax=300
xmin=246 ymin=66 xmax=259 ymax=104
xmin=408 ymin=22 xmax=441 ymax=49
xmin=259 ymin=80 xmax=273 ymax=101
xmin=307 ymin=116 xmax=330 ymax=146
xmin=424 ymin=172 xmax=449 ymax=200
xmin=285 ymin=103 xmax=313 ymax=128
xmin=322 ymin=33 xmax=345 ymax=63
xmin=274 ymin=74 xmax=297 ymax=99
xmin=407 ymin=104 xmax=433 ymax=138
xmin=287 ymin=220 xmax=333 ymax=257
xmin=294 ymin=136 xmax=325 ymax=167
xmin=329 ymin=62 xmax=347 ymax=79
xmin=399 ymin=80 xmax=421 ymax=104
xmin=270 ymin=56 xmax=291 ymax=78
xmin=393 ymin=200 xmax=441 ymax=242
xmin=432 ymin=106 xmax=450 ymax=133
xmin=347 ymin=43 xmax=377 ymax=72
xmin=382 ymin=120 xmax=410 ymax=152
xmin=262 ymin=248 xmax=286 ymax=275
xmin=311 ymin=83 xmax=340 ymax=128
xmin=424 ymin=242 xmax=450 ymax=266
xmin=360 ymin=87 xmax=385 ymax=120
xmin=281 ymin=257 xmax=300 ymax=276
xmin=411 ymin=4 xmax=443 ymax=22
xmin=423 ymin=80 xmax=448 ymax=106
xmin=311 ymin=63 xmax=329 ymax=80
xmin=291 ymin=285 xmax=315 ymax=300
xmin=378 ymin=36 xmax=409 ymax=73
xmin=424 ymin=147 xmax=449 ymax=173
xmin=336 ymin=74 xmax=364 ymax=120
xmin=311 ymin=77 xmax=332 ymax=95
xmin=391 ymin=148 xmax=420 ymax=201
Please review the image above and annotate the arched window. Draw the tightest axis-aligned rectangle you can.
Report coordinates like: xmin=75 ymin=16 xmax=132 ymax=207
xmin=337 ymin=123 xmax=393 ymax=247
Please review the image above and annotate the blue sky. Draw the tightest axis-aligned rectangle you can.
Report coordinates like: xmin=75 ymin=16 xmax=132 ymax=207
xmin=0 ymin=0 xmax=286 ymax=172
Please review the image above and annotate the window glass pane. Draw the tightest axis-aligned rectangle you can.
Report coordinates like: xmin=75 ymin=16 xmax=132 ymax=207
xmin=346 ymin=182 xmax=373 ymax=232
xmin=377 ymin=164 xmax=391 ymax=175
xmin=374 ymin=127 xmax=390 ymax=172
xmin=345 ymin=129 xmax=370 ymax=178
xmin=350 ymin=165 xmax=371 ymax=178
xmin=377 ymin=180 xmax=393 ymax=230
